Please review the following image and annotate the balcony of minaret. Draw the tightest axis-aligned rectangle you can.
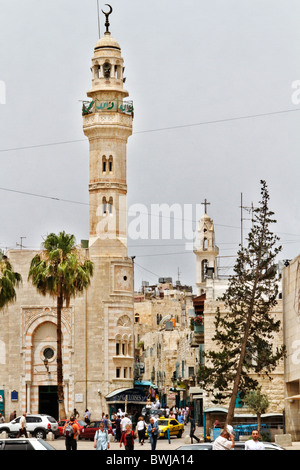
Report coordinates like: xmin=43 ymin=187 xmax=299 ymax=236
xmin=82 ymin=98 xmax=133 ymax=117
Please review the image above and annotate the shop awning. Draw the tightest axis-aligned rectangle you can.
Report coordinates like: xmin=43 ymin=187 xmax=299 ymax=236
xmin=134 ymin=381 xmax=158 ymax=389
xmin=105 ymin=388 xmax=148 ymax=404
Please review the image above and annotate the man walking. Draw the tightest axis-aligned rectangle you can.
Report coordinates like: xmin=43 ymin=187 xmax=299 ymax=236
xmin=17 ymin=413 xmax=27 ymax=438
xmin=189 ymin=416 xmax=200 ymax=444
xmin=63 ymin=415 xmax=80 ymax=451
xmin=147 ymin=417 xmax=159 ymax=451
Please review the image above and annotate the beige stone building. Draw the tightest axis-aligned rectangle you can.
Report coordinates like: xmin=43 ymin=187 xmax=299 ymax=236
xmin=134 ymin=282 xmax=198 ymax=409
xmin=0 ymin=14 xmax=136 ymax=421
xmin=282 ymin=255 xmax=300 ymax=439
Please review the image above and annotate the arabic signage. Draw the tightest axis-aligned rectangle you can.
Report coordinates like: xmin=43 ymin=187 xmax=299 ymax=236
xmin=82 ymin=100 xmax=133 ymax=116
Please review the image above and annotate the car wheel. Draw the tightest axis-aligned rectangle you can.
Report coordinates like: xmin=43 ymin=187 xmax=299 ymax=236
xmin=0 ymin=428 xmax=10 ymax=436
xmin=34 ymin=429 xmax=46 ymax=439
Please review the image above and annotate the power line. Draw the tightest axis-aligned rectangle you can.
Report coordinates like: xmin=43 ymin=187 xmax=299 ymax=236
xmin=0 ymin=107 xmax=300 ymax=154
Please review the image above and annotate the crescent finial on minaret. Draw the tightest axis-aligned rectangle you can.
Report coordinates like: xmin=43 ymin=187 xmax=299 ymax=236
xmin=101 ymin=4 xmax=113 ymax=34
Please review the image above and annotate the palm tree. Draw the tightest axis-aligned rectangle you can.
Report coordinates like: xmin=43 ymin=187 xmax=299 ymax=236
xmin=0 ymin=251 xmax=22 ymax=308
xmin=28 ymin=232 xmax=93 ymax=419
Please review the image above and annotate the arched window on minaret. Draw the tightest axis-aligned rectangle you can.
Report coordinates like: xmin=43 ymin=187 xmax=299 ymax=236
xmin=102 ymin=196 xmax=107 ymax=215
xmin=102 ymin=155 xmax=107 ymax=173
xmin=108 ymin=197 xmax=113 ymax=214
xmin=108 ymin=155 xmax=113 ymax=172
xmin=203 ymin=238 xmax=208 ymax=251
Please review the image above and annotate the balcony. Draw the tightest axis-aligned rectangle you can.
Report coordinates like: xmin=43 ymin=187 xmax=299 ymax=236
xmin=82 ymin=99 xmax=134 ymax=117
xmin=190 ymin=324 xmax=204 ymax=347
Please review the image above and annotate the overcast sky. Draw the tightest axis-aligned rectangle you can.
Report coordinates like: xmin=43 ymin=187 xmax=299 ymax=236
xmin=1 ymin=0 xmax=300 ymax=291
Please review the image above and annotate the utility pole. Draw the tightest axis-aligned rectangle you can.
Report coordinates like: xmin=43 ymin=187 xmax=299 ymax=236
xmin=240 ymin=193 xmax=254 ymax=247
xmin=16 ymin=237 xmax=26 ymax=250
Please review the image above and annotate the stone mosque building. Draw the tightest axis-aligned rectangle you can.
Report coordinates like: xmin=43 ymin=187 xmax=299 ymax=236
xmin=0 ymin=9 xmax=136 ymax=421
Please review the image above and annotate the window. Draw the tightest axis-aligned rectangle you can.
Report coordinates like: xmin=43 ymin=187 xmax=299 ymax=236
xmin=116 ymin=343 xmax=120 ymax=356
xmin=108 ymin=157 xmax=113 ymax=172
xmin=116 ymin=368 xmax=121 ymax=378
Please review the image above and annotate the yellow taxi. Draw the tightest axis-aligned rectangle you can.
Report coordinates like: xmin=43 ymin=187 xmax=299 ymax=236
xmin=146 ymin=417 xmax=184 ymax=439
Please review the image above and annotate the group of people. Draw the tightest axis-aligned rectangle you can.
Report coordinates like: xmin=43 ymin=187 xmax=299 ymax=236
xmin=212 ymin=425 xmax=266 ymax=450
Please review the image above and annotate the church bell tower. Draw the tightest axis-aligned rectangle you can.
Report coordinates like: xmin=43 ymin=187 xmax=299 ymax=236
xmin=194 ymin=202 xmax=219 ymax=295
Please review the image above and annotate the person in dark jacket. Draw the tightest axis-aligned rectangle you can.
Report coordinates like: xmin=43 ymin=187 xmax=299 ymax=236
xmin=189 ymin=416 xmax=200 ymax=444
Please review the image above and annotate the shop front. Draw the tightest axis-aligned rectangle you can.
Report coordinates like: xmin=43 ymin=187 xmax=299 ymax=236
xmin=106 ymin=388 xmax=148 ymax=425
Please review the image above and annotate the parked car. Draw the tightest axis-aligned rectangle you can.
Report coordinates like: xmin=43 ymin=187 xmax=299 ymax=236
xmin=0 ymin=414 xmax=59 ymax=439
xmin=145 ymin=417 xmax=184 ymax=439
xmin=80 ymin=420 xmax=113 ymax=441
xmin=57 ymin=419 xmax=87 ymax=438
xmin=0 ymin=438 xmax=55 ymax=450
xmin=177 ymin=441 xmax=285 ymax=450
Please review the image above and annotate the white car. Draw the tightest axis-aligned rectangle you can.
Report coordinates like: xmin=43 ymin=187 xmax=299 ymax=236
xmin=0 ymin=414 xmax=58 ymax=439
xmin=0 ymin=438 xmax=55 ymax=450
xmin=177 ymin=441 xmax=285 ymax=450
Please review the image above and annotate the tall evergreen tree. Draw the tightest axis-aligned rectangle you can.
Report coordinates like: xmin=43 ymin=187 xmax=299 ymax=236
xmin=28 ymin=232 xmax=93 ymax=419
xmin=198 ymin=180 xmax=285 ymax=425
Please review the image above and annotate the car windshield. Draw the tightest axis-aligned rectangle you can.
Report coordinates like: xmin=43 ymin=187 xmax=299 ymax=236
xmin=158 ymin=420 xmax=170 ymax=426
xmin=47 ymin=416 xmax=57 ymax=423
xmin=37 ymin=439 xmax=55 ymax=450
xmin=77 ymin=420 xmax=86 ymax=427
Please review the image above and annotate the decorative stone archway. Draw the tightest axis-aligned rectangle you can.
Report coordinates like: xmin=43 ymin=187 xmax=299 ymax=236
xmin=21 ymin=307 xmax=73 ymax=415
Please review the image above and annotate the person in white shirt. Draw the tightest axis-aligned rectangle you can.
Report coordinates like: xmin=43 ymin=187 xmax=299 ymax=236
xmin=120 ymin=413 xmax=132 ymax=432
xmin=245 ymin=430 xmax=265 ymax=450
xmin=212 ymin=425 xmax=235 ymax=450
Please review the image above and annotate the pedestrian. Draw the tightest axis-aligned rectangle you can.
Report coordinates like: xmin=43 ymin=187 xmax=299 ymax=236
xmin=0 ymin=413 xmax=4 ymax=424
xmin=73 ymin=408 xmax=80 ymax=419
xmin=120 ymin=424 xmax=136 ymax=451
xmin=121 ymin=413 xmax=131 ymax=432
xmin=9 ymin=410 xmax=16 ymax=421
xmin=103 ymin=414 xmax=111 ymax=431
xmin=147 ymin=417 xmax=159 ymax=451
xmin=16 ymin=413 xmax=27 ymax=438
xmin=63 ymin=415 xmax=80 ymax=451
xmin=84 ymin=409 xmax=91 ymax=425
xmin=245 ymin=429 xmax=265 ymax=450
xmin=136 ymin=416 xmax=146 ymax=445
xmin=94 ymin=422 xmax=110 ymax=450
xmin=212 ymin=425 xmax=235 ymax=450
xmin=189 ymin=416 xmax=200 ymax=444
xmin=115 ymin=414 xmax=122 ymax=442
xmin=177 ymin=412 xmax=184 ymax=424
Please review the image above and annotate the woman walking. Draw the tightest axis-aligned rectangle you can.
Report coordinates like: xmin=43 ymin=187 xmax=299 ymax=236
xmin=120 ymin=424 xmax=136 ymax=451
xmin=94 ymin=422 xmax=110 ymax=450
xmin=136 ymin=416 xmax=146 ymax=445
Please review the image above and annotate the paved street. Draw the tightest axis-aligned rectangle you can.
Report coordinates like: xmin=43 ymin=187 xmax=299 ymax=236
xmin=49 ymin=434 xmax=300 ymax=451
xmin=50 ymin=435 xmax=187 ymax=450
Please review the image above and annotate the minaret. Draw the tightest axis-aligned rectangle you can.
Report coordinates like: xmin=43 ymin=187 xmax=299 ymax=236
xmin=82 ymin=7 xmax=135 ymax=411
xmin=83 ymin=5 xmax=133 ymax=254
xmin=194 ymin=201 xmax=219 ymax=295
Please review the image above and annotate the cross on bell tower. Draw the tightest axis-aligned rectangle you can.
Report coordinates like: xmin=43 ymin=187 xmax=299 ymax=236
xmin=201 ymin=198 xmax=210 ymax=215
